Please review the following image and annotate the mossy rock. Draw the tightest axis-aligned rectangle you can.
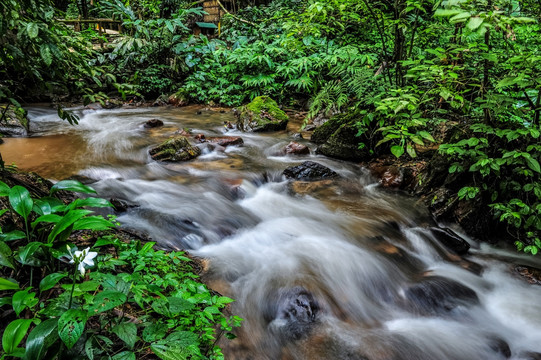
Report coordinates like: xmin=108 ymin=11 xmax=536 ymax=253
xmin=149 ymin=136 xmax=201 ymax=162
xmin=0 ymin=104 xmax=28 ymax=136
xmin=168 ymin=89 xmax=190 ymax=107
xmin=312 ymin=112 xmax=368 ymax=162
xmin=236 ymin=96 xmax=288 ymax=132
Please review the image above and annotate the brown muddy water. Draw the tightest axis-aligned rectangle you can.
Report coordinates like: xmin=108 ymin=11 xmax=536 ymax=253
xmin=2 ymin=105 xmax=541 ymax=360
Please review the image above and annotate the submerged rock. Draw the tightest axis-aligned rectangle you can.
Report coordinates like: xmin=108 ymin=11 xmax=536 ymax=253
xmin=311 ymin=113 xmax=368 ymax=162
xmin=284 ymin=141 xmax=310 ymax=155
xmin=403 ymin=276 xmax=479 ymax=316
xmin=235 ymin=96 xmax=289 ymax=132
xmin=429 ymin=226 xmax=470 ymax=255
xmin=144 ymin=118 xmax=164 ymax=128
xmin=0 ymin=104 xmax=28 ymax=136
xmin=149 ymin=136 xmax=201 ymax=162
xmin=283 ymin=161 xmax=339 ymax=181
xmin=209 ymin=136 xmax=244 ymax=147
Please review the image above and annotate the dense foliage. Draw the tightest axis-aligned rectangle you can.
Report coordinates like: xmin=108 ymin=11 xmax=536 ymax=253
xmin=0 ymin=179 xmax=240 ymax=359
xmin=0 ymin=0 xmax=540 ymax=310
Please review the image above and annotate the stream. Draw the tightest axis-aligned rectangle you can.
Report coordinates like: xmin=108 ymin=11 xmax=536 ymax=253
xmin=2 ymin=105 xmax=541 ymax=359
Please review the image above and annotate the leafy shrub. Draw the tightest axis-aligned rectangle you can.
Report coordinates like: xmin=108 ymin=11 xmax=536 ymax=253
xmin=0 ymin=180 xmax=241 ymax=359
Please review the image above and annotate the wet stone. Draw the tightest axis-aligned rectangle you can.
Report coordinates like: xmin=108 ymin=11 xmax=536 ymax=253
xmin=265 ymin=287 xmax=319 ymax=341
xmin=429 ymin=226 xmax=470 ymax=255
xmin=144 ymin=118 xmax=164 ymax=128
xmin=403 ymin=276 xmax=479 ymax=316
xmin=284 ymin=141 xmax=310 ymax=155
xmin=283 ymin=161 xmax=339 ymax=181
xmin=149 ymin=136 xmax=201 ymax=162
xmin=514 ymin=265 xmax=541 ymax=285
xmin=209 ymin=136 xmax=244 ymax=147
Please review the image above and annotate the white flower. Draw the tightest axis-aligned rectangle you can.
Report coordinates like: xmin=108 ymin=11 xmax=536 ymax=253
xmin=68 ymin=246 xmax=98 ymax=276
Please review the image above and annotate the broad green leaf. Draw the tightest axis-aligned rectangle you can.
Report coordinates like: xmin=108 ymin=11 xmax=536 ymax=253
xmin=31 ymin=214 xmax=63 ymax=228
xmin=0 ymin=230 xmax=26 ymax=242
xmin=26 ymin=22 xmax=38 ymax=38
xmin=0 ymin=181 xmax=10 ymax=196
xmin=418 ymin=131 xmax=435 ymax=142
xmin=0 ymin=297 xmax=12 ymax=307
xmin=433 ymin=9 xmax=462 ymax=17
xmin=73 ymin=216 xmax=114 ymax=231
xmin=58 ymin=309 xmax=87 ymax=349
xmin=12 ymin=288 xmax=38 ymax=316
xmin=142 ymin=323 xmax=168 ymax=342
xmin=0 ymin=241 xmax=14 ymax=269
xmin=9 ymin=185 xmax=33 ymax=222
xmin=526 ymin=157 xmax=540 ymax=173
xmin=165 ymin=331 xmax=198 ymax=347
xmin=50 ymin=180 xmax=96 ymax=195
xmin=39 ymin=272 xmax=67 ymax=291
xmin=23 ymin=318 xmax=59 ymax=360
xmin=391 ymin=145 xmax=405 ymax=158
xmin=16 ymin=242 xmax=42 ymax=266
xmin=112 ymin=322 xmax=137 ymax=349
xmin=112 ymin=351 xmax=136 ymax=360
xmin=69 ymin=197 xmax=112 ymax=209
xmin=168 ymin=297 xmax=195 ymax=314
xmin=40 ymin=43 xmax=52 ymax=66
xmin=88 ymin=290 xmax=127 ymax=314
xmin=0 ymin=277 xmax=20 ymax=290
xmin=151 ymin=343 xmax=190 ymax=360
xmin=47 ymin=209 xmax=93 ymax=244
xmin=2 ymin=319 xmax=33 ymax=354
xmin=466 ymin=16 xmax=483 ymax=30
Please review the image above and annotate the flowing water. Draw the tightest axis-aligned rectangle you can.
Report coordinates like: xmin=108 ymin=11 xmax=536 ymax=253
xmin=3 ymin=105 xmax=541 ymax=359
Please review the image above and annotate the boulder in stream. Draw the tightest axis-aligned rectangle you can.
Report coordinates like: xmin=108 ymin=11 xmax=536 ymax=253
xmin=403 ymin=275 xmax=479 ymax=316
xmin=284 ymin=141 xmax=310 ymax=155
xmin=311 ymin=113 xmax=368 ymax=162
xmin=235 ymin=96 xmax=289 ymax=132
xmin=144 ymin=118 xmax=164 ymax=128
xmin=209 ymin=136 xmax=244 ymax=147
xmin=149 ymin=136 xmax=201 ymax=162
xmin=429 ymin=226 xmax=470 ymax=255
xmin=0 ymin=105 xmax=29 ymax=137
xmin=168 ymin=89 xmax=189 ymax=107
xmin=265 ymin=286 xmax=319 ymax=340
xmin=283 ymin=161 xmax=339 ymax=181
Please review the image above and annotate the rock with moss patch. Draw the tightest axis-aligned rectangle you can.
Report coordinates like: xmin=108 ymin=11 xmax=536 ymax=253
xmin=168 ymin=89 xmax=189 ymax=107
xmin=311 ymin=113 xmax=368 ymax=162
xmin=149 ymin=137 xmax=201 ymax=162
xmin=0 ymin=105 xmax=29 ymax=136
xmin=235 ymin=96 xmax=288 ymax=132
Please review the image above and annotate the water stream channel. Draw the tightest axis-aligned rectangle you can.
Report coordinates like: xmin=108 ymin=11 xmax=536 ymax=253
xmin=2 ymin=105 xmax=541 ymax=359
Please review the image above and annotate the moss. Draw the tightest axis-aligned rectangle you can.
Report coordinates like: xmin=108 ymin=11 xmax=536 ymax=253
xmin=236 ymin=96 xmax=289 ymax=132
xmin=310 ymin=112 xmax=360 ymax=144
xmin=149 ymin=136 xmax=201 ymax=162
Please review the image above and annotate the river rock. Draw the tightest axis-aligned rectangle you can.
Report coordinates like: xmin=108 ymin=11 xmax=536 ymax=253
xmin=283 ymin=161 xmax=339 ymax=181
xmin=514 ymin=265 xmax=541 ymax=285
xmin=144 ymin=118 xmax=164 ymax=128
xmin=311 ymin=113 xmax=368 ymax=162
xmin=110 ymin=198 xmax=138 ymax=213
xmin=284 ymin=141 xmax=310 ymax=155
xmin=403 ymin=276 xmax=479 ymax=316
xmin=429 ymin=226 xmax=470 ymax=255
xmin=168 ymin=89 xmax=189 ymax=107
xmin=209 ymin=136 xmax=244 ymax=147
xmin=149 ymin=136 xmax=201 ymax=162
xmin=102 ymin=99 xmax=123 ymax=109
xmin=235 ymin=96 xmax=288 ymax=132
xmin=0 ymin=104 xmax=28 ymax=136
xmin=265 ymin=287 xmax=319 ymax=340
